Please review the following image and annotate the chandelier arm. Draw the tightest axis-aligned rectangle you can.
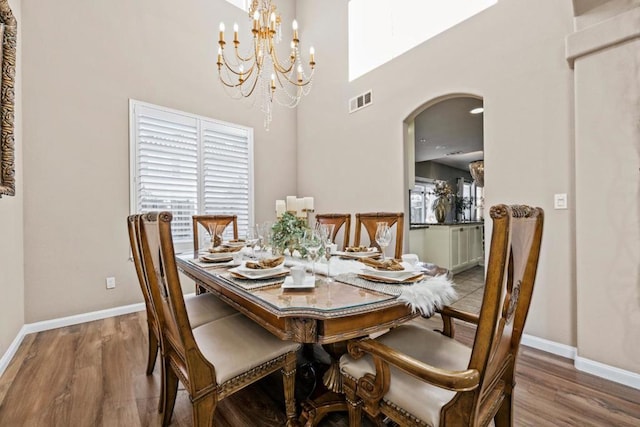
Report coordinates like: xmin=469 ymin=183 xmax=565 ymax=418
xmin=233 ymin=43 xmax=255 ymax=63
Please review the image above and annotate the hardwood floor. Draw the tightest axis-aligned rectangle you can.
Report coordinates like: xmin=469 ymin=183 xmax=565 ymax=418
xmin=1 ymin=267 xmax=639 ymax=426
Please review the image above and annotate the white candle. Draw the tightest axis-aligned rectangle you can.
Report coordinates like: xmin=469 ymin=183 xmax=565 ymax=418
xmin=286 ymin=196 xmax=296 ymax=212
xmin=303 ymin=197 xmax=314 ymax=210
xmin=296 ymin=198 xmax=305 ymax=217
xmin=275 ymin=200 xmax=286 ymax=217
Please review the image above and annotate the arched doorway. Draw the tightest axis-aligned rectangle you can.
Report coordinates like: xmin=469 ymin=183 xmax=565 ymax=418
xmin=403 ymin=94 xmax=485 ymax=277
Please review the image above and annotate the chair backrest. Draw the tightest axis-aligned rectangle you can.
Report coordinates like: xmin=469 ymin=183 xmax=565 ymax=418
xmin=354 ymin=212 xmax=404 ymax=259
xmin=445 ymin=204 xmax=544 ymax=425
xmin=139 ymin=212 xmax=216 ymax=393
xmin=127 ymin=214 xmax=158 ymax=333
xmin=192 ymin=214 xmax=239 ymax=252
xmin=315 ymin=213 xmax=351 ymax=250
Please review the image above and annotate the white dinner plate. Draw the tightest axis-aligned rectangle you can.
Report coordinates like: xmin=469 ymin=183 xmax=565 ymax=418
xmin=361 ymin=262 xmax=417 ymax=278
xmin=236 ymin=262 xmax=284 ymax=274
xmin=281 ymin=276 xmax=316 ymax=289
xmin=223 ymin=240 xmax=246 ymax=248
xmin=229 ymin=265 xmax=287 ymax=280
xmin=199 ymin=253 xmax=234 ymax=263
xmin=358 ymin=271 xmax=424 ymax=284
xmin=334 ymin=248 xmax=379 ymax=259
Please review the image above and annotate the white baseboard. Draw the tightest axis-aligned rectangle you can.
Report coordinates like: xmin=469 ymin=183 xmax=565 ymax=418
xmin=0 ymin=325 xmax=29 ymax=377
xmin=0 ymin=302 xmax=145 ymax=378
xmin=522 ymin=333 xmax=640 ymax=391
xmin=522 ymin=333 xmax=577 ymax=359
xmin=22 ymin=302 xmax=145 ymax=335
xmin=575 ymin=355 xmax=640 ymax=390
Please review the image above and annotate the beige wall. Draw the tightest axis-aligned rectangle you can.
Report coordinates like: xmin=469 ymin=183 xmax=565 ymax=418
xmin=571 ymin=6 xmax=640 ymax=373
xmin=297 ymin=0 xmax=577 ymax=346
xmin=21 ymin=0 xmax=298 ymax=322
xmin=0 ymin=0 xmax=23 ymax=359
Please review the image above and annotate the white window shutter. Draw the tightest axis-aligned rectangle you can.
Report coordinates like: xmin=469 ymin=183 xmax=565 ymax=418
xmin=201 ymin=120 xmax=251 ymax=237
xmin=131 ymin=101 xmax=253 ymax=249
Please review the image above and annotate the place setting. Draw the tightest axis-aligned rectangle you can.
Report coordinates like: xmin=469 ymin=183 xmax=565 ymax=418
xmin=357 ymin=257 xmax=424 ymax=284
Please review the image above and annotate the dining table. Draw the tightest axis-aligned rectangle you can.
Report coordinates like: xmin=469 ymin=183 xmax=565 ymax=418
xmin=175 ymin=249 xmax=454 ymax=426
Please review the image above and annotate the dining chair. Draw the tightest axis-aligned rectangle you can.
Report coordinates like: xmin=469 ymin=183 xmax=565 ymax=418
xmin=127 ymin=215 xmax=238 ymax=377
xmin=315 ymin=213 xmax=351 ymax=250
xmin=138 ymin=211 xmax=300 ymax=427
xmin=340 ymin=204 xmax=544 ymax=427
xmin=192 ymin=214 xmax=239 ymax=253
xmin=354 ymin=212 xmax=404 ymax=259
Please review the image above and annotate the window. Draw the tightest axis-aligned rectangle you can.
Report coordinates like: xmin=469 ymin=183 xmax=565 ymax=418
xmin=224 ymin=0 xmax=249 ymax=11
xmin=130 ymin=100 xmax=254 ymax=251
xmin=348 ymin=0 xmax=498 ymax=80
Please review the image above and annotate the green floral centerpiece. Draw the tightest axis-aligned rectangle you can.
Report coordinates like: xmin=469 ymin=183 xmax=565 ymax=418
xmin=271 ymin=211 xmax=310 ymax=256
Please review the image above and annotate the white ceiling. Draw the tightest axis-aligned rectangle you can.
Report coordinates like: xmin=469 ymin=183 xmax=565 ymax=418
xmin=414 ymin=97 xmax=484 ymax=171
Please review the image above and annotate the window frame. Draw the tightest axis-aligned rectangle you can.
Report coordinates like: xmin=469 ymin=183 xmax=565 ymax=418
xmin=129 ymin=99 xmax=255 ymax=252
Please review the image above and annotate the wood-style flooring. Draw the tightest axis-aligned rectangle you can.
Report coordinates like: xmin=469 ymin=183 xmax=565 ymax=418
xmin=1 ymin=267 xmax=639 ymax=426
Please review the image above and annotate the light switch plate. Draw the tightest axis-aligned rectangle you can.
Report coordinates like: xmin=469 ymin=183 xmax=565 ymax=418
xmin=554 ymin=193 xmax=567 ymax=209
xmin=106 ymin=277 xmax=116 ymax=289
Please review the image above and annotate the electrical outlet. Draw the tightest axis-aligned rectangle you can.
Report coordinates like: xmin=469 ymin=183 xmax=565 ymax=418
xmin=106 ymin=277 xmax=116 ymax=289
xmin=554 ymin=193 xmax=568 ymax=209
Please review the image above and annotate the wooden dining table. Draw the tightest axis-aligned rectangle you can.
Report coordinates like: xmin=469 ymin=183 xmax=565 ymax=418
xmin=175 ymin=252 xmax=448 ymax=426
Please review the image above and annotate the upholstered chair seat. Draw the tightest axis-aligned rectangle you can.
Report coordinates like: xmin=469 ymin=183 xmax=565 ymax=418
xmin=193 ymin=314 xmax=301 ymax=384
xmin=341 ymin=322 xmax=472 ymax=427
xmin=184 ymin=293 xmax=239 ymax=329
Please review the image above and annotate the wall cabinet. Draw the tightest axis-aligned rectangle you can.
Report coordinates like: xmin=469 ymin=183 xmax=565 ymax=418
xmin=410 ymin=223 xmax=484 ymax=274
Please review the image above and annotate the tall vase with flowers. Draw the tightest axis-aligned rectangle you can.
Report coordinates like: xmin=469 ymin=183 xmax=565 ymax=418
xmin=432 ymin=181 xmax=453 ymax=223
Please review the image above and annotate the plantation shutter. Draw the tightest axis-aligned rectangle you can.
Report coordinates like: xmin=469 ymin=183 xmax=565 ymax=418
xmin=131 ymin=101 xmax=253 ymax=250
xmin=201 ymin=120 xmax=252 ymax=237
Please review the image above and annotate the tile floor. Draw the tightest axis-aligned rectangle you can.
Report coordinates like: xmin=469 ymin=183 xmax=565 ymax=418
xmin=450 ymin=265 xmax=485 ymax=314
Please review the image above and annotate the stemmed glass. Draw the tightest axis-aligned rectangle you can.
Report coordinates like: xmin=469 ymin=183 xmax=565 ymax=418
xmin=316 ymin=223 xmax=335 ymax=280
xmin=259 ymin=221 xmax=273 ymax=256
xmin=244 ymin=226 xmax=260 ymax=258
xmin=375 ymin=222 xmax=392 ymax=261
xmin=207 ymin=223 xmax=223 ymax=250
xmin=301 ymin=229 xmax=322 ymax=283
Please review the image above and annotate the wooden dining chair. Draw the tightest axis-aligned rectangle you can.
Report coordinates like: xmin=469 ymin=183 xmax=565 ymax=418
xmin=354 ymin=212 xmax=405 ymax=259
xmin=138 ymin=211 xmax=300 ymax=427
xmin=315 ymin=213 xmax=351 ymax=250
xmin=127 ymin=215 xmax=238 ymax=377
xmin=340 ymin=205 xmax=544 ymax=427
xmin=192 ymin=214 xmax=239 ymax=252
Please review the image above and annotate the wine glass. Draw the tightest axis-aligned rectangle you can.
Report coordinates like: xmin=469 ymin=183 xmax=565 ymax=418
xmin=301 ymin=229 xmax=322 ymax=282
xmin=244 ymin=226 xmax=260 ymax=258
xmin=260 ymin=221 xmax=273 ymax=256
xmin=375 ymin=222 xmax=392 ymax=261
xmin=315 ymin=223 xmax=335 ymax=280
xmin=207 ymin=222 xmax=222 ymax=250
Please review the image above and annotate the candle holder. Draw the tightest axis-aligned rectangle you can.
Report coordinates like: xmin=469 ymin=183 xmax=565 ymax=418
xmin=302 ymin=208 xmax=315 ymax=224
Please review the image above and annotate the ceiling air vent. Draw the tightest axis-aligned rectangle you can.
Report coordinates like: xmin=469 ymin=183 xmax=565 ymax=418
xmin=349 ymin=90 xmax=373 ymax=113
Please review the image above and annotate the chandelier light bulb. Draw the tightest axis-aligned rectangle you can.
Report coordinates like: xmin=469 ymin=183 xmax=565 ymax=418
xmin=292 ymin=20 xmax=298 ymax=30
xmin=253 ymin=11 xmax=259 ymax=21
xmin=233 ymin=23 xmax=238 ymax=32
xmin=219 ymin=22 xmax=225 ymax=32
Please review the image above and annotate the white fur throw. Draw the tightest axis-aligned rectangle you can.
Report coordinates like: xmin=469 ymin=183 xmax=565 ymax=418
xmin=398 ymin=275 xmax=458 ymax=316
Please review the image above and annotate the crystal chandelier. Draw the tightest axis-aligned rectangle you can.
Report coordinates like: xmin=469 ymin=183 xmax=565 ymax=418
xmin=216 ymin=0 xmax=316 ymax=130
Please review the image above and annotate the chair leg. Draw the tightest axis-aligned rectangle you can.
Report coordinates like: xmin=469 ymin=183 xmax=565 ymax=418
xmin=440 ymin=314 xmax=455 ymax=338
xmin=494 ymin=392 xmax=513 ymax=427
xmin=191 ymin=393 xmax=216 ymax=427
xmin=161 ymin=359 xmax=179 ymax=427
xmin=146 ymin=327 xmax=159 ymax=375
xmin=343 ymin=376 xmax=363 ymax=427
xmin=282 ymin=352 xmax=298 ymax=427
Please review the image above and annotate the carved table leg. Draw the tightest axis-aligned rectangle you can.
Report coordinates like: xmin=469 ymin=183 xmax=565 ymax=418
xmin=299 ymin=342 xmax=349 ymax=426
